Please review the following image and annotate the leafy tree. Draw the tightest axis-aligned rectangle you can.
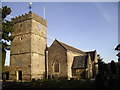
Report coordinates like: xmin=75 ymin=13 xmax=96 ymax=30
xmin=115 ymin=44 xmax=120 ymax=62
xmin=0 ymin=6 xmax=14 ymax=68
xmin=97 ymin=54 xmax=104 ymax=74
xmin=110 ymin=60 xmax=117 ymax=74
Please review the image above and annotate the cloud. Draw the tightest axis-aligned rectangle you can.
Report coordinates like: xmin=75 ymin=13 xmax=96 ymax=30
xmin=94 ymin=3 xmax=112 ymax=22
xmin=6 ymin=15 xmax=13 ymax=21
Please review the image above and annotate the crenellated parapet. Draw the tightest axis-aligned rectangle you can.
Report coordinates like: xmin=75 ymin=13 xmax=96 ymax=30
xmin=11 ymin=11 xmax=47 ymax=27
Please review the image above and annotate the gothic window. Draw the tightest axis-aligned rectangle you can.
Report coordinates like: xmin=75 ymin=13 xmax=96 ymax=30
xmin=53 ymin=61 xmax=60 ymax=73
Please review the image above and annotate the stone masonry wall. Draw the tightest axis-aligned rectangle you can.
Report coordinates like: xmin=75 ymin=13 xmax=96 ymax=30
xmin=30 ymin=19 xmax=47 ymax=80
xmin=67 ymin=51 xmax=83 ymax=80
xmin=9 ymin=12 xmax=47 ymax=81
xmin=48 ymin=40 xmax=67 ymax=79
xmin=9 ymin=17 xmax=32 ymax=81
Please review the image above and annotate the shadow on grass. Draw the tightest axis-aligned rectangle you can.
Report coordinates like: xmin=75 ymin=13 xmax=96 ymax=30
xmin=2 ymin=79 xmax=95 ymax=89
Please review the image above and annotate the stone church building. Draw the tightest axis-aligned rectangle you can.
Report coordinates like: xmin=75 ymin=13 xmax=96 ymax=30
xmin=48 ymin=40 xmax=98 ymax=80
xmin=3 ymin=12 xmax=98 ymax=81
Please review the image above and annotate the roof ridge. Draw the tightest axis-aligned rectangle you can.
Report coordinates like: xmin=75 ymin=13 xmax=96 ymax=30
xmin=55 ymin=39 xmax=67 ymax=50
xmin=56 ymin=39 xmax=86 ymax=54
xmin=85 ymin=50 xmax=96 ymax=53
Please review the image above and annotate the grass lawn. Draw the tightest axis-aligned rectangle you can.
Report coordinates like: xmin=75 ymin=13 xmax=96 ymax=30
xmin=2 ymin=79 xmax=95 ymax=89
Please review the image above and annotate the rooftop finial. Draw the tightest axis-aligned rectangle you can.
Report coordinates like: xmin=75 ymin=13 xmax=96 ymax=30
xmin=29 ymin=2 xmax=32 ymax=12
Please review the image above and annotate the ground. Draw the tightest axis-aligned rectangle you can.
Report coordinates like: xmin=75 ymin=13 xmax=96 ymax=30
xmin=2 ymin=79 xmax=95 ymax=89
xmin=2 ymin=79 xmax=120 ymax=89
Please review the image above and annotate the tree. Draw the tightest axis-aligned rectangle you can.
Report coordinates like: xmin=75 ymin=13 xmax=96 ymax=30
xmin=110 ymin=60 xmax=117 ymax=74
xmin=0 ymin=6 xmax=14 ymax=67
xmin=97 ymin=54 xmax=104 ymax=74
xmin=115 ymin=44 xmax=120 ymax=62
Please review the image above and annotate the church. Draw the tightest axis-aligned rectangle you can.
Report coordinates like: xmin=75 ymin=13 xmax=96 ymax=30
xmin=3 ymin=11 xmax=98 ymax=81
xmin=48 ymin=40 xmax=98 ymax=80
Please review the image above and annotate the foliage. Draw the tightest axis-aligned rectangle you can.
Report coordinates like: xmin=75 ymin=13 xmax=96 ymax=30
xmin=115 ymin=44 xmax=120 ymax=62
xmin=2 ymin=78 xmax=120 ymax=88
xmin=2 ymin=79 xmax=95 ymax=88
xmin=1 ymin=6 xmax=14 ymax=51
xmin=97 ymin=54 xmax=104 ymax=74
xmin=110 ymin=60 xmax=117 ymax=74
xmin=97 ymin=54 xmax=103 ymax=63
xmin=115 ymin=44 xmax=120 ymax=51
xmin=0 ymin=6 xmax=14 ymax=67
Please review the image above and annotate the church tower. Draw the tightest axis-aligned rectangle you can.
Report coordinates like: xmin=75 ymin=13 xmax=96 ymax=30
xmin=9 ymin=12 xmax=47 ymax=81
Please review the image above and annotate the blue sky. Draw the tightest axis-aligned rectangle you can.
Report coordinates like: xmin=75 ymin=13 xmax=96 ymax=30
xmin=2 ymin=2 xmax=118 ymax=65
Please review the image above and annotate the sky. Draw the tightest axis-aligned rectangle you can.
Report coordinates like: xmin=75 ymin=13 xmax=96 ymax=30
xmin=2 ymin=2 xmax=118 ymax=65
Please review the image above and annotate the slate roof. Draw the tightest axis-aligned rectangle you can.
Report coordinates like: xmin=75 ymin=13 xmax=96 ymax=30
xmin=72 ymin=55 xmax=88 ymax=69
xmin=56 ymin=40 xmax=86 ymax=55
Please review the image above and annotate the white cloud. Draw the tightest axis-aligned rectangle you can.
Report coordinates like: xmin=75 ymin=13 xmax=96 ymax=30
xmin=6 ymin=15 xmax=13 ymax=21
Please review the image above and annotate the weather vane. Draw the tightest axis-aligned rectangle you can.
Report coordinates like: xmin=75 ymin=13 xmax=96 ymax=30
xmin=29 ymin=2 xmax=32 ymax=12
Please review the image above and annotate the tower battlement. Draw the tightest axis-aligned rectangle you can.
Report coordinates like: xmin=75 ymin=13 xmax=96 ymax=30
xmin=11 ymin=11 xmax=47 ymax=27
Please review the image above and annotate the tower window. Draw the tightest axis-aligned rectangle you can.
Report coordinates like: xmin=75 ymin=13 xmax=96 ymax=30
xmin=20 ymin=37 xmax=22 ymax=41
xmin=53 ymin=61 xmax=60 ymax=73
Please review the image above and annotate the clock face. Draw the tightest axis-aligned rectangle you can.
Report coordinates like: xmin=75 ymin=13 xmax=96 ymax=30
xmin=37 ymin=24 xmax=41 ymax=30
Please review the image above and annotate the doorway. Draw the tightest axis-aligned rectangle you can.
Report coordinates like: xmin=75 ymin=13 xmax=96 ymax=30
xmin=16 ymin=71 xmax=22 ymax=80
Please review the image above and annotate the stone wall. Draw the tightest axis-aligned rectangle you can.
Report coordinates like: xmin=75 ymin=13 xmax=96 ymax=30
xmin=9 ymin=16 xmax=32 ymax=81
xmin=67 ymin=51 xmax=83 ymax=80
xmin=48 ymin=40 xmax=67 ymax=79
xmin=9 ymin=12 xmax=47 ymax=81
xmin=10 ymin=53 xmax=31 ymax=81
xmin=30 ymin=19 xmax=47 ymax=79
xmin=94 ymin=51 xmax=98 ymax=76
xmin=12 ymin=12 xmax=47 ymax=27
xmin=86 ymin=53 xmax=93 ymax=78
xmin=72 ymin=69 xmax=86 ymax=79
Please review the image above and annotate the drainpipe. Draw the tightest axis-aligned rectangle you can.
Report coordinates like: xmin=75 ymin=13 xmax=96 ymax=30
xmin=45 ymin=46 xmax=48 ymax=79
xmin=46 ymin=50 xmax=48 ymax=79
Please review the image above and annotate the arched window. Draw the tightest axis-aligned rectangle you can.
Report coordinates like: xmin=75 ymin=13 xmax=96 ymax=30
xmin=53 ymin=61 xmax=59 ymax=73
